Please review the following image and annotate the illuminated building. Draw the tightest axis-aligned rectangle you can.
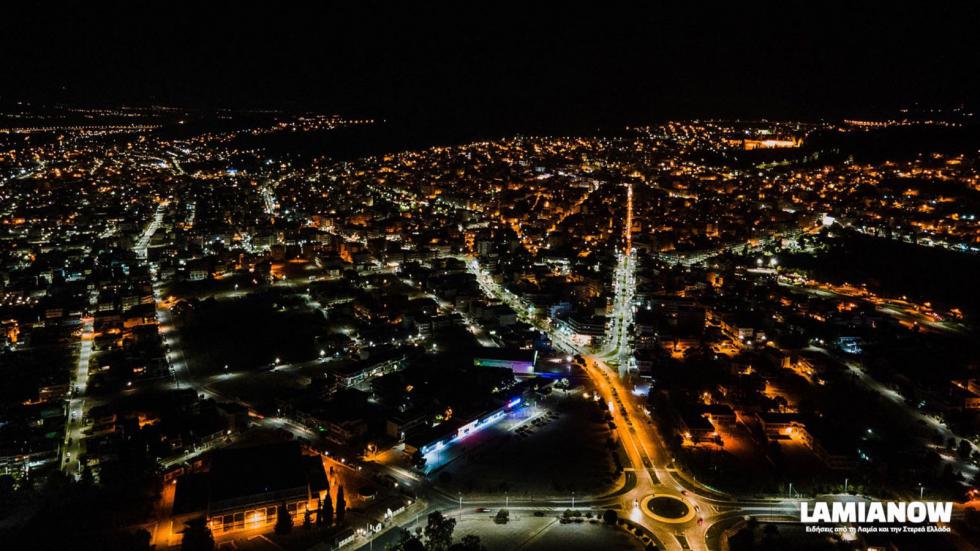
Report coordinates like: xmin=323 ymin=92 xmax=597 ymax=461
xmin=472 ymin=347 xmax=538 ymax=374
xmin=403 ymin=391 xmax=535 ymax=459
xmin=168 ymin=442 xmax=327 ymax=544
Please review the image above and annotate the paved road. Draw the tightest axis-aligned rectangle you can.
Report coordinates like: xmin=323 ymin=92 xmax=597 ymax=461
xmin=61 ymin=316 xmax=94 ymax=476
xmin=469 ymin=254 xmax=769 ymax=550
xmin=62 ymin=201 xmax=167 ymax=476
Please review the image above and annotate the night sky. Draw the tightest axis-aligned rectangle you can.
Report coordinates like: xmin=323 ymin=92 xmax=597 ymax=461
xmin=3 ymin=2 xmax=979 ymax=133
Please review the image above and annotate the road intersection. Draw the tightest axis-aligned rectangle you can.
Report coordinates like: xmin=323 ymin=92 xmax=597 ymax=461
xmin=466 ymin=253 xmax=806 ymax=551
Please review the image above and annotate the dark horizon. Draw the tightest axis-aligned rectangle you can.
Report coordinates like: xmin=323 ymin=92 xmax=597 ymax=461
xmin=3 ymin=2 xmax=979 ymax=133
xmin=4 ymin=6 xmax=980 ymax=550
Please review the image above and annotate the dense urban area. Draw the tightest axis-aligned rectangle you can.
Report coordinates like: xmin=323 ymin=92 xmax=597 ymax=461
xmin=1 ymin=104 xmax=980 ymax=551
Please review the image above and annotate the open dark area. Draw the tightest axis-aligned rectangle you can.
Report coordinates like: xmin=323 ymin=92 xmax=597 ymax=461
xmin=782 ymin=229 xmax=980 ymax=316
xmin=175 ymin=293 xmax=326 ymax=373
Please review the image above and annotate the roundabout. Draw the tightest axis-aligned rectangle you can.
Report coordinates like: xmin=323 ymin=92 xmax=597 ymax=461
xmin=640 ymin=494 xmax=697 ymax=524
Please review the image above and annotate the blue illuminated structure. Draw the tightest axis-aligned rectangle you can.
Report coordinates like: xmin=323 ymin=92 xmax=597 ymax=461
xmin=415 ymin=397 xmax=526 ymax=457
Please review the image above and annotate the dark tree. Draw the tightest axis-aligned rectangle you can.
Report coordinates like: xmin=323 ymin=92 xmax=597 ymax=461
xmin=394 ymin=534 xmax=427 ymax=551
xmin=728 ymin=526 xmax=755 ymax=551
xmin=181 ymin=517 xmax=214 ymax=551
xmin=336 ymin=486 xmax=347 ymax=525
xmin=275 ymin=502 xmax=293 ymax=535
xmin=321 ymin=490 xmax=334 ymax=526
xmin=303 ymin=508 xmax=313 ymax=529
xmin=326 ymin=490 xmax=333 ymax=526
xmin=494 ymin=509 xmax=509 ymax=524
xmin=450 ymin=534 xmax=486 ymax=551
xmin=424 ymin=510 xmax=457 ymax=551
xmin=603 ymin=509 xmax=618 ymax=524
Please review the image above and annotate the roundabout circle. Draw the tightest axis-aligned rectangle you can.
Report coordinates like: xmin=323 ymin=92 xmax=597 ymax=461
xmin=640 ymin=494 xmax=697 ymax=524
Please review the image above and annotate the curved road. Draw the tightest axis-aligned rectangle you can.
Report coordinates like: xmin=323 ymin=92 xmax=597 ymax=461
xmin=467 ymin=252 xmax=807 ymax=551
